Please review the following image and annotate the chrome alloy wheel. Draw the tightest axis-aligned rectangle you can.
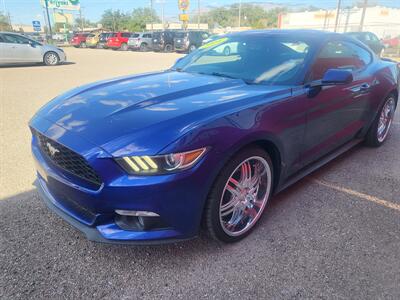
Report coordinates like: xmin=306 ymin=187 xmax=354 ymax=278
xmin=377 ymin=97 xmax=396 ymax=143
xmin=219 ymin=156 xmax=272 ymax=236
xmin=45 ymin=52 xmax=59 ymax=65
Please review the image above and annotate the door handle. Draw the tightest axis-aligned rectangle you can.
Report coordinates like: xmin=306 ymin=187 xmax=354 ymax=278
xmin=359 ymin=83 xmax=371 ymax=91
xmin=350 ymin=83 xmax=371 ymax=94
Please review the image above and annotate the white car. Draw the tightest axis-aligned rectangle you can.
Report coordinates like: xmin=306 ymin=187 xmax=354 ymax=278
xmin=0 ymin=32 xmax=66 ymax=66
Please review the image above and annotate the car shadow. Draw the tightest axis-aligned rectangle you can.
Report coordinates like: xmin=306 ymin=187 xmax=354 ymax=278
xmin=0 ymin=61 xmax=75 ymax=69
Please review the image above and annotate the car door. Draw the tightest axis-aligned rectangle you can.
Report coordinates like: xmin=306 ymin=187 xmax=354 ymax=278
xmin=301 ymin=39 xmax=374 ymax=166
xmin=3 ymin=34 xmax=42 ymax=63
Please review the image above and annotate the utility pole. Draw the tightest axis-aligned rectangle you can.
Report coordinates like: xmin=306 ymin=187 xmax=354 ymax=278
xmin=44 ymin=0 xmax=52 ymax=38
xmin=79 ymin=7 xmax=84 ymax=31
xmin=238 ymin=0 xmax=242 ymax=28
xmin=150 ymin=0 xmax=154 ymax=30
xmin=334 ymin=0 xmax=341 ymax=32
xmin=197 ymin=0 xmax=200 ymax=29
xmin=359 ymin=0 xmax=368 ymax=31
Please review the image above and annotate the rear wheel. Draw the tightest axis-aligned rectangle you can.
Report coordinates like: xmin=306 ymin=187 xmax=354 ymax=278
xmin=164 ymin=44 xmax=173 ymax=52
xmin=204 ymin=146 xmax=273 ymax=243
xmin=43 ymin=52 xmax=60 ymax=66
xmin=80 ymin=42 xmax=87 ymax=48
xmin=120 ymin=43 xmax=128 ymax=51
xmin=365 ymin=95 xmax=396 ymax=147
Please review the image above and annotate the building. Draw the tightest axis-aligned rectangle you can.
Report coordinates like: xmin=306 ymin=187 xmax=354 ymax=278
xmin=280 ymin=6 xmax=400 ymax=38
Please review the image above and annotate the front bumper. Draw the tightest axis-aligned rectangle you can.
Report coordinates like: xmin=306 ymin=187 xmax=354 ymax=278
xmin=34 ymin=177 xmax=193 ymax=245
xmin=30 ymin=122 xmax=214 ymax=244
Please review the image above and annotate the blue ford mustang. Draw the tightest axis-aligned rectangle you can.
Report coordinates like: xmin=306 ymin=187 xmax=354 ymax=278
xmin=30 ymin=30 xmax=399 ymax=244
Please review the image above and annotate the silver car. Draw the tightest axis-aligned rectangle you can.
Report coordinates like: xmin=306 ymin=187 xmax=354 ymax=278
xmin=0 ymin=32 xmax=66 ymax=66
xmin=128 ymin=32 xmax=153 ymax=51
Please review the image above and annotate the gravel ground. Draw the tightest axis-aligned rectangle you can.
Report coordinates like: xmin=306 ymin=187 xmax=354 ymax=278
xmin=0 ymin=48 xmax=399 ymax=299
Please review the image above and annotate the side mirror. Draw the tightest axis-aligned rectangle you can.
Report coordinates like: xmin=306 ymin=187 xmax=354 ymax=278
xmin=321 ymin=69 xmax=353 ymax=85
xmin=28 ymin=40 xmax=36 ymax=47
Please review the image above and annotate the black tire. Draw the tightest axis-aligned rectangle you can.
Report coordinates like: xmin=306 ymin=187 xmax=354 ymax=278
xmin=120 ymin=43 xmax=128 ymax=51
xmin=139 ymin=43 xmax=148 ymax=52
xmin=96 ymin=43 xmax=102 ymax=49
xmin=43 ymin=51 xmax=60 ymax=66
xmin=164 ymin=44 xmax=173 ymax=52
xmin=204 ymin=146 xmax=274 ymax=243
xmin=364 ymin=94 xmax=397 ymax=147
xmin=80 ymin=42 xmax=87 ymax=48
xmin=189 ymin=44 xmax=197 ymax=53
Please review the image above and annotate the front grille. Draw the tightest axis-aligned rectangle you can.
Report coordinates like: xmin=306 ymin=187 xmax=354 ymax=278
xmin=34 ymin=130 xmax=102 ymax=187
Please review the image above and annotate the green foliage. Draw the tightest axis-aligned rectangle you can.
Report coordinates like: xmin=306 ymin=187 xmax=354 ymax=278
xmin=0 ymin=11 xmax=12 ymax=31
xmin=200 ymin=4 xmax=286 ymax=29
xmin=100 ymin=8 xmax=159 ymax=32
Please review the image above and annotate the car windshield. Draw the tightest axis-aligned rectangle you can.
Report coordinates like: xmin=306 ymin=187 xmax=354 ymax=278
xmin=131 ymin=33 xmax=140 ymax=38
xmin=175 ymin=32 xmax=187 ymax=38
xmin=172 ymin=35 xmax=312 ymax=85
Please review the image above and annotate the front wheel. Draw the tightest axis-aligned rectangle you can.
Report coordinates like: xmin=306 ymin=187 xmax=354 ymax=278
xmin=80 ymin=42 xmax=87 ymax=48
xmin=204 ymin=146 xmax=273 ymax=243
xmin=43 ymin=52 xmax=60 ymax=66
xmin=189 ymin=44 xmax=197 ymax=53
xmin=365 ymin=95 xmax=396 ymax=147
xmin=139 ymin=43 xmax=148 ymax=52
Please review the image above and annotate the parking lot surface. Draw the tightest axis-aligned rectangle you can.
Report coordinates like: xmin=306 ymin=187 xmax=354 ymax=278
xmin=1 ymin=48 xmax=399 ymax=299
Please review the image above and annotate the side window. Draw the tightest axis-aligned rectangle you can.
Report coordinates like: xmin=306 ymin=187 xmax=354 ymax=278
xmin=311 ymin=40 xmax=372 ymax=80
xmin=121 ymin=33 xmax=130 ymax=38
xmin=0 ymin=35 xmax=4 ymax=43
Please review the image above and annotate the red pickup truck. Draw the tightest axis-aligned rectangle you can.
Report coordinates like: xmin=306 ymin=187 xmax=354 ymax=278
xmin=70 ymin=33 xmax=90 ymax=48
xmin=106 ymin=32 xmax=132 ymax=50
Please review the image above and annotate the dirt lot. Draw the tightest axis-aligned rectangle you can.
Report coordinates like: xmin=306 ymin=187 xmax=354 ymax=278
xmin=0 ymin=48 xmax=399 ymax=299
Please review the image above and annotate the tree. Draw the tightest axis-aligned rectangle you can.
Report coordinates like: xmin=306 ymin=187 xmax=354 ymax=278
xmin=127 ymin=8 xmax=159 ymax=31
xmin=75 ymin=17 xmax=97 ymax=30
xmin=100 ymin=9 xmax=130 ymax=31
xmin=199 ymin=4 xmax=286 ymax=30
xmin=0 ymin=11 xmax=12 ymax=31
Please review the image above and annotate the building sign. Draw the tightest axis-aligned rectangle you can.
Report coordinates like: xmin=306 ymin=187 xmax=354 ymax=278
xmin=41 ymin=0 xmax=80 ymax=11
xmin=179 ymin=14 xmax=189 ymax=21
xmin=178 ymin=0 xmax=190 ymax=11
xmin=32 ymin=20 xmax=41 ymax=31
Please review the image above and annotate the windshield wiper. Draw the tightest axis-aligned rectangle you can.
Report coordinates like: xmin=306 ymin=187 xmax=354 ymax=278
xmin=198 ymin=72 xmax=251 ymax=84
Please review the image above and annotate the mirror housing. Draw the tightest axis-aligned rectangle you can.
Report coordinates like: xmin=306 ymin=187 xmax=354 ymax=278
xmin=321 ymin=69 xmax=353 ymax=85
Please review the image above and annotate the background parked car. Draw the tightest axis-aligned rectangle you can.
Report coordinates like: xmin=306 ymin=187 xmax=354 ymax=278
xmin=106 ymin=32 xmax=132 ymax=51
xmin=152 ymin=31 xmax=177 ymax=52
xmin=0 ymin=32 xmax=66 ymax=66
xmin=98 ymin=32 xmax=112 ymax=49
xmin=86 ymin=32 xmax=102 ymax=48
xmin=128 ymin=32 xmax=153 ymax=51
xmin=344 ymin=31 xmax=384 ymax=56
xmin=70 ymin=33 xmax=90 ymax=48
xmin=174 ymin=31 xmax=210 ymax=53
xmin=383 ymin=36 xmax=400 ymax=48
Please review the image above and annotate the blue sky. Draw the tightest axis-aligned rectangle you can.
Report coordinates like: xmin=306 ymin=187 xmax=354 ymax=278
xmin=4 ymin=0 xmax=400 ymax=25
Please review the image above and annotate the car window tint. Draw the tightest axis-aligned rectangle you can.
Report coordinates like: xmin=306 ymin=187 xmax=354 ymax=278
xmin=0 ymin=35 xmax=4 ymax=43
xmin=122 ymin=33 xmax=131 ymax=38
xmin=3 ymin=34 xmax=30 ymax=44
xmin=131 ymin=33 xmax=140 ymax=38
xmin=311 ymin=40 xmax=371 ymax=80
xmin=175 ymin=36 xmax=312 ymax=85
xmin=369 ymin=33 xmax=379 ymax=42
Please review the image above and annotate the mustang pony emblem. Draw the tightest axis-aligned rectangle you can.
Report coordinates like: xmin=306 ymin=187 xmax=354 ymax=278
xmin=46 ymin=142 xmax=60 ymax=157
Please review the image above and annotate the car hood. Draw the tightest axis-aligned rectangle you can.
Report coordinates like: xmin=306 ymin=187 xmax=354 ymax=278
xmin=34 ymin=71 xmax=291 ymax=157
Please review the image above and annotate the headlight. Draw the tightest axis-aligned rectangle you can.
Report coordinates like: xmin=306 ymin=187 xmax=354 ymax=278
xmin=116 ymin=147 xmax=207 ymax=175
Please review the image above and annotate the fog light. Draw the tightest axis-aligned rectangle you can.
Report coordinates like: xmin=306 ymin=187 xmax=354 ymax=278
xmin=115 ymin=210 xmax=160 ymax=217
